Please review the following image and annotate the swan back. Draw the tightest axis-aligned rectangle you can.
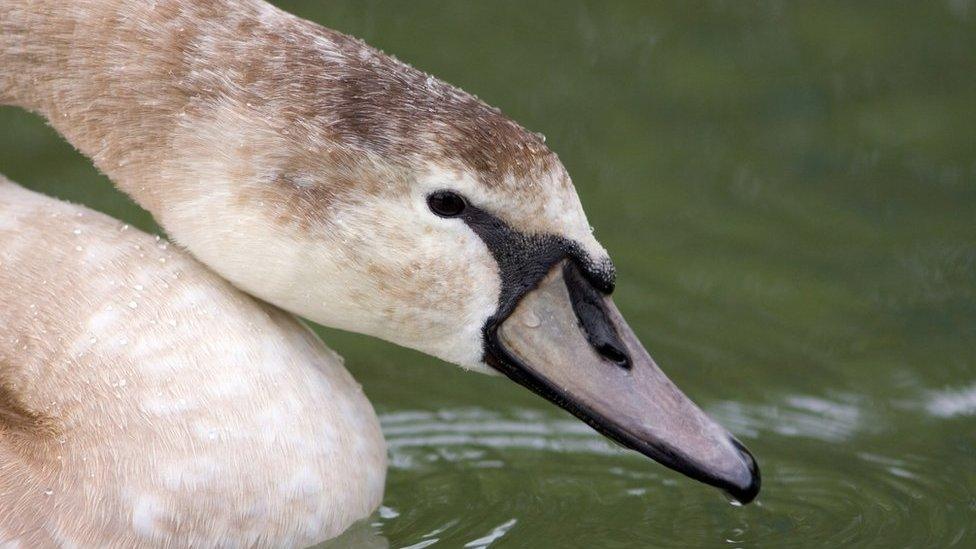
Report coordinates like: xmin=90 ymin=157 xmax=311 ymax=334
xmin=0 ymin=177 xmax=385 ymax=547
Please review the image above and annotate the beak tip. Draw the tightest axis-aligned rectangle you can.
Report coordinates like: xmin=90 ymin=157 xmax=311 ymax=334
xmin=723 ymin=438 xmax=761 ymax=505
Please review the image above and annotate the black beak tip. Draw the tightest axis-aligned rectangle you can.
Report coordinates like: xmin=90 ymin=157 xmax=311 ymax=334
xmin=723 ymin=438 xmax=761 ymax=505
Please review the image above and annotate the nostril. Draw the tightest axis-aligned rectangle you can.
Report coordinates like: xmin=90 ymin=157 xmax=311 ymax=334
xmin=597 ymin=342 xmax=631 ymax=369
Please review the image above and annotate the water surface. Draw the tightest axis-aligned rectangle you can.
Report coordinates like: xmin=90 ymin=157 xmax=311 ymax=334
xmin=2 ymin=1 xmax=974 ymax=546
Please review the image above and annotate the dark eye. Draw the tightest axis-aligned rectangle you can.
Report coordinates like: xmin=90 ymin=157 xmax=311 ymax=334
xmin=427 ymin=191 xmax=467 ymax=218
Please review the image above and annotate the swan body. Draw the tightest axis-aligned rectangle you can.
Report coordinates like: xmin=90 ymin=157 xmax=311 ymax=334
xmin=1 ymin=0 xmax=760 ymax=545
xmin=0 ymin=178 xmax=385 ymax=546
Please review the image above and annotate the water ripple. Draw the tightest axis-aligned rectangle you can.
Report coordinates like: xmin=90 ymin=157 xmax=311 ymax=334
xmin=365 ymin=404 xmax=971 ymax=547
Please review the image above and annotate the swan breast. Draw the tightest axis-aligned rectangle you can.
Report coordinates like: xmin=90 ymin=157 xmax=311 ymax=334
xmin=0 ymin=178 xmax=386 ymax=547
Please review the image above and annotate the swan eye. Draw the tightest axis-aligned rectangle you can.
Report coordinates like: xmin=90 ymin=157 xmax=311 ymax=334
xmin=427 ymin=191 xmax=467 ymax=218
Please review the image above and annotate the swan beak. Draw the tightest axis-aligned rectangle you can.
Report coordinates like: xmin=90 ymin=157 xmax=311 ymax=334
xmin=486 ymin=260 xmax=760 ymax=504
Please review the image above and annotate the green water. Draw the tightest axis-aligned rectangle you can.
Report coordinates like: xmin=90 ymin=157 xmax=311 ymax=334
xmin=2 ymin=1 xmax=975 ymax=546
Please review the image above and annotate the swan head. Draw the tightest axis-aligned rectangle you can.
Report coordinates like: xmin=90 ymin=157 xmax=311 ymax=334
xmin=149 ymin=20 xmax=759 ymax=503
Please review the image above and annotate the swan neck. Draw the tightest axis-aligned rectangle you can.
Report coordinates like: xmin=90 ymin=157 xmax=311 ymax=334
xmin=0 ymin=0 xmax=271 ymax=214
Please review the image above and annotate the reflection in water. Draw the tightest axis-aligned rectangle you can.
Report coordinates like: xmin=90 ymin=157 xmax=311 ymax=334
xmin=924 ymin=382 xmax=976 ymax=418
xmin=314 ymin=519 xmax=388 ymax=549
xmin=708 ymin=393 xmax=872 ymax=443
xmin=400 ymin=540 xmax=438 ymax=549
xmin=462 ymin=518 xmax=518 ymax=548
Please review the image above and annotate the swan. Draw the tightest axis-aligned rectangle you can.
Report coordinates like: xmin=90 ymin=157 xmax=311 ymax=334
xmin=1 ymin=0 xmax=760 ymax=546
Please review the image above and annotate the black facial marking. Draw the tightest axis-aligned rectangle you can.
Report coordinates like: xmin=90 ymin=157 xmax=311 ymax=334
xmin=452 ymin=202 xmax=623 ymax=368
xmin=456 ymin=205 xmax=614 ymax=327
xmin=460 ymin=201 xmax=629 ymax=368
xmin=461 ymin=206 xmax=573 ymax=323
